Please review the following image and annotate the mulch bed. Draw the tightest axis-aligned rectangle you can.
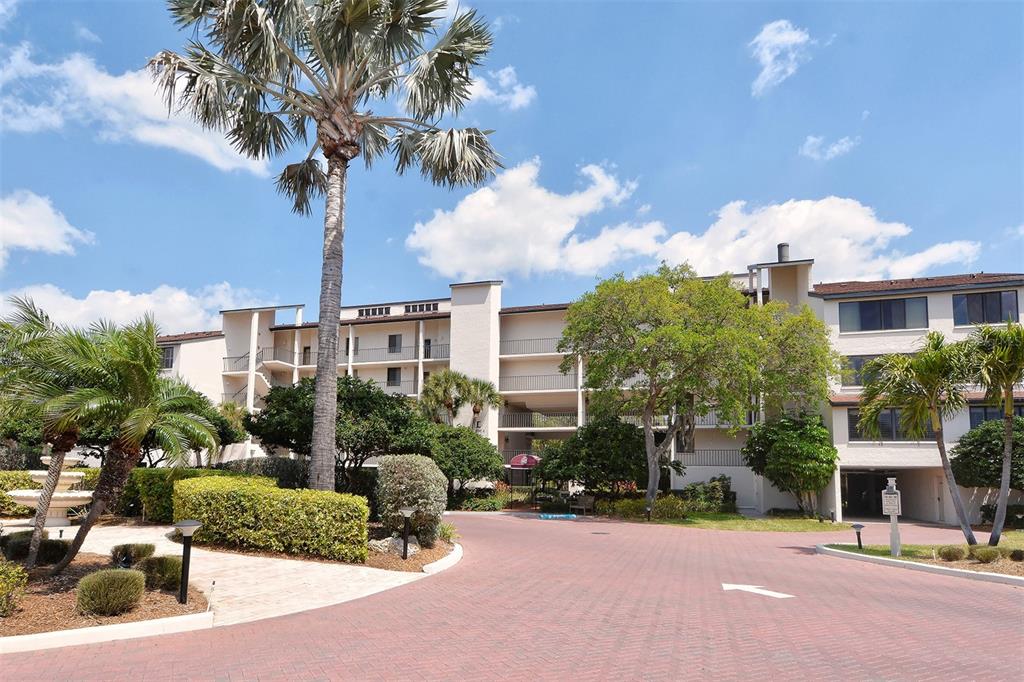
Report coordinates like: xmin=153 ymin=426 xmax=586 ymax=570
xmin=0 ymin=553 xmax=207 ymax=637
xmin=912 ymin=556 xmax=1024 ymax=577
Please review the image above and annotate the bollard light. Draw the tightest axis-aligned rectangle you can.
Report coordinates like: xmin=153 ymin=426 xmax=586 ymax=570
xmin=645 ymin=505 xmax=652 ymax=522
xmin=851 ymin=523 xmax=865 ymax=550
xmin=399 ymin=507 xmax=415 ymax=560
xmin=174 ymin=519 xmax=202 ymax=604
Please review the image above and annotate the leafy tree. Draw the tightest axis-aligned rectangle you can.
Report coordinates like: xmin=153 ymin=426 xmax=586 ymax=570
xmin=419 ymin=368 xmax=469 ymax=424
xmin=951 ymin=416 xmax=1024 ymax=491
xmin=533 ymin=416 xmax=650 ymax=495
xmin=559 ymin=264 xmax=837 ymax=507
xmin=426 ymin=423 xmax=502 ymax=497
xmin=48 ymin=317 xmax=219 ymax=574
xmin=971 ymin=322 xmax=1024 ymax=545
xmin=246 ymin=375 xmax=432 ymax=489
xmin=742 ymin=414 xmax=838 ymax=514
xmin=151 ymin=1 xmax=501 ymax=491
xmin=859 ymin=333 xmax=978 ymax=544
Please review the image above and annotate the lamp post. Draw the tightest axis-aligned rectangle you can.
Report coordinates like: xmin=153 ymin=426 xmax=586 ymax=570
xmin=645 ymin=505 xmax=652 ymax=522
xmin=174 ymin=519 xmax=202 ymax=604
xmin=851 ymin=523 xmax=865 ymax=550
xmin=399 ymin=507 xmax=415 ymax=560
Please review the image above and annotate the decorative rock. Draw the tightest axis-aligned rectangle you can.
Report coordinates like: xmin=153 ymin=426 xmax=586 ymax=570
xmin=369 ymin=535 xmax=420 ymax=556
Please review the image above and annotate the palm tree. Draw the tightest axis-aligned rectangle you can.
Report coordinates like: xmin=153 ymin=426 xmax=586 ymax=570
xmin=0 ymin=299 xmax=86 ymax=569
xmin=972 ymin=322 xmax=1024 ymax=546
xmin=859 ymin=332 xmax=977 ymax=544
xmin=419 ymin=368 xmax=468 ymax=424
xmin=150 ymin=1 xmax=501 ymax=490
xmin=462 ymin=377 xmax=502 ymax=431
xmin=48 ymin=317 xmax=218 ymax=574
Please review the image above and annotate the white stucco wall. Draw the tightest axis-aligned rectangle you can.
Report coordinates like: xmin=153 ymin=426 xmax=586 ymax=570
xmin=162 ymin=336 xmax=226 ymax=403
xmin=450 ymin=282 xmax=501 ymax=444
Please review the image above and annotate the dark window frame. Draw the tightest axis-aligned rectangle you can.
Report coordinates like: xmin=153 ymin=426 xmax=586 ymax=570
xmin=952 ymin=290 xmax=1019 ymax=326
xmin=838 ymin=296 xmax=929 ymax=332
xmin=847 ymin=407 xmax=936 ymax=442
xmin=159 ymin=346 xmax=175 ymax=370
xmin=386 ymin=367 xmax=402 ymax=386
xmin=969 ymin=404 xmax=1024 ymax=429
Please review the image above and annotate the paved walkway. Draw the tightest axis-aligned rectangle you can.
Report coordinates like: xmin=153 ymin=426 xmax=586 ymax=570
xmin=1 ymin=520 xmax=423 ymax=626
xmin=2 ymin=514 xmax=1022 ymax=680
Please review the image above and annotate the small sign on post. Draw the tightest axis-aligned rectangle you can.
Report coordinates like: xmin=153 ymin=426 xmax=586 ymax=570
xmin=882 ymin=477 xmax=901 ymax=557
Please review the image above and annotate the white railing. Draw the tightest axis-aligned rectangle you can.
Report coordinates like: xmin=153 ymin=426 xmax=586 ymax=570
xmin=352 ymin=345 xmax=418 ymax=362
xmin=499 ymin=373 xmax=578 ymax=391
xmin=676 ymin=449 xmax=745 ymax=467
xmin=499 ymin=338 xmax=562 ymax=355
xmin=369 ymin=379 xmax=417 ymax=396
xmin=500 ymin=412 xmax=577 ymax=428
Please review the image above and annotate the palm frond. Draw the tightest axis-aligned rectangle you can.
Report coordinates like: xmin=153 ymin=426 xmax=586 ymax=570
xmin=392 ymin=126 xmax=500 ymax=187
xmin=275 ymin=157 xmax=328 ymax=214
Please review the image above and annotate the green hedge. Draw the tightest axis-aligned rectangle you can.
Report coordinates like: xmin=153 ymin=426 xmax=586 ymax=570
xmin=215 ymin=457 xmax=308 ymax=489
xmin=174 ymin=476 xmax=368 ymax=562
xmin=596 ymin=495 xmax=694 ymax=520
xmin=120 ymin=468 xmax=257 ymax=522
xmin=0 ymin=471 xmax=36 ymax=516
xmin=0 ymin=559 xmax=28 ymax=617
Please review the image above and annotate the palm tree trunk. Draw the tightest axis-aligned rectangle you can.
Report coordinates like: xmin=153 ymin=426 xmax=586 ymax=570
xmin=932 ymin=412 xmax=977 ymax=545
xmin=26 ymin=431 xmax=77 ymax=568
xmin=643 ymin=403 xmax=659 ymax=508
xmin=48 ymin=448 xmax=137 ymax=575
xmin=988 ymin=398 xmax=1014 ymax=546
xmin=309 ymin=154 xmax=349 ymax=491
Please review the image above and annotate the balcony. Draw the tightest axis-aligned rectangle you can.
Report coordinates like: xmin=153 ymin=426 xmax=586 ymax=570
xmin=500 ymin=411 xmax=578 ymax=429
xmin=499 ymin=373 xmax=578 ymax=392
xmin=499 ymin=337 xmax=562 ymax=356
xmin=423 ymin=343 xmax=449 ymax=360
xmin=263 ymin=346 xmax=297 ymax=365
xmin=223 ymin=350 xmax=261 ymax=373
xmin=694 ymin=410 xmax=755 ymax=428
xmin=350 ymin=345 xmax=418 ymax=363
xmin=369 ymin=379 xmax=417 ymax=396
xmin=675 ymin=449 xmax=745 ymax=467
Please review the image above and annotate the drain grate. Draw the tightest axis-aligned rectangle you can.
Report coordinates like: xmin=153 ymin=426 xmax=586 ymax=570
xmin=591 ymin=531 xmax=611 ymax=535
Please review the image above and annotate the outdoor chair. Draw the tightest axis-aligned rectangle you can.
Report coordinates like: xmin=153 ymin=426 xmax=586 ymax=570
xmin=569 ymin=495 xmax=595 ymax=516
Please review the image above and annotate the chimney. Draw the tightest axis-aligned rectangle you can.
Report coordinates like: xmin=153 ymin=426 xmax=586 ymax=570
xmin=777 ymin=242 xmax=790 ymax=262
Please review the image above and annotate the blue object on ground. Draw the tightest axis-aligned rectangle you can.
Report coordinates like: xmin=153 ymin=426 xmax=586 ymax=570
xmin=539 ymin=514 xmax=577 ymax=520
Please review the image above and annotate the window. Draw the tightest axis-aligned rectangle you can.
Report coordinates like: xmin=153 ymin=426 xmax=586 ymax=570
xmin=842 ymin=355 xmax=881 ymax=387
xmin=302 ymin=346 xmax=312 ymax=365
xmin=969 ymin=404 xmax=1024 ymax=429
xmin=386 ymin=367 xmax=402 ymax=386
xmin=424 ymin=338 xmax=432 ymax=359
xmin=357 ymin=306 xmax=391 ymax=318
xmin=848 ymin=408 xmax=936 ymax=441
xmin=952 ymin=291 xmax=1018 ymax=326
xmin=388 ymin=334 xmax=402 ymax=353
xmin=404 ymin=302 xmax=439 ymax=313
xmin=839 ymin=297 xmax=928 ymax=332
xmin=159 ymin=346 xmax=175 ymax=370
xmin=345 ymin=337 xmax=359 ymax=356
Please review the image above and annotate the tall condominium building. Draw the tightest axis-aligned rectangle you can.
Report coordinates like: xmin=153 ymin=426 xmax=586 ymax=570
xmin=157 ymin=247 xmax=1024 ymax=525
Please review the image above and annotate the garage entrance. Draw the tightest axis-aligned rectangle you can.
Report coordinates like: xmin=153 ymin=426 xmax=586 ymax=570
xmin=841 ymin=471 xmax=897 ymax=518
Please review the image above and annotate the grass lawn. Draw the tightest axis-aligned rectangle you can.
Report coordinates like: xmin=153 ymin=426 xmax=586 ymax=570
xmin=650 ymin=512 xmax=852 ymax=532
xmin=825 ymin=531 xmax=1024 ymax=576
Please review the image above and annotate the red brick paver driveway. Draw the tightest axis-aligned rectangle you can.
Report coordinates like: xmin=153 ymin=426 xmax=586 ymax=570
xmin=3 ymin=514 xmax=1022 ymax=681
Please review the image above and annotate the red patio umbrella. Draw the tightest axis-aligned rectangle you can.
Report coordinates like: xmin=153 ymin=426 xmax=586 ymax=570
xmin=508 ymin=453 xmax=541 ymax=468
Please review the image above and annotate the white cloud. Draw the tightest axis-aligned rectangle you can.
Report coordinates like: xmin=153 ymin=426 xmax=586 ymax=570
xmin=0 ymin=282 xmax=271 ymax=334
xmin=0 ymin=0 xmax=18 ymax=29
xmin=469 ymin=66 xmax=536 ymax=111
xmin=74 ymin=24 xmax=102 ymax=44
xmin=749 ymin=19 xmax=813 ymax=97
xmin=799 ymin=134 xmax=860 ymax=161
xmin=0 ymin=44 xmax=267 ymax=175
xmin=861 ymin=109 xmax=871 ymax=121
xmin=406 ymin=158 xmax=643 ymax=279
xmin=0 ymin=190 xmax=94 ymax=270
xmin=658 ymin=197 xmax=980 ymax=282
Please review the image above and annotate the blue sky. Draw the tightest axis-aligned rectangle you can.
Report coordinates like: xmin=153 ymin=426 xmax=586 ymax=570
xmin=1 ymin=0 xmax=1022 ymax=332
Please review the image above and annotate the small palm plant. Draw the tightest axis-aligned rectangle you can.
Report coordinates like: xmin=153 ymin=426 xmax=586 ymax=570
xmin=462 ymin=377 xmax=502 ymax=431
xmin=47 ymin=317 xmax=219 ymax=574
xmin=859 ymin=332 xmax=977 ymax=544
xmin=971 ymin=322 xmax=1024 ymax=546
xmin=149 ymin=1 xmax=501 ymax=491
xmin=419 ymin=368 xmax=469 ymax=424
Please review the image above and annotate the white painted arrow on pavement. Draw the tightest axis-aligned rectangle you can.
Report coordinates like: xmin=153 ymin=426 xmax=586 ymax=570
xmin=721 ymin=583 xmax=794 ymax=599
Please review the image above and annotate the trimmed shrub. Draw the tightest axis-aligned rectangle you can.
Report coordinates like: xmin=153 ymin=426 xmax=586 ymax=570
xmin=0 ymin=471 xmax=36 ymax=516
xmin=376 ymin=455 xmax=447 ymax=548
xmin=596 ymin=494 xmax=692 ymax=520
xmin=1 ymin=536 xmax=30 ymax=561
xmin=77 ymin=569 xmax=145 ymax=616
xmin=37 ymin=539 xmax=70 ymax=565
xmin=459 ymin=496 xmax=504 ymax=512
xmin=216 ymin=457 xmax=308 ymax=489
xmin=137 ymin=555 xmax=182 ymax=591
xmin=0 ymin=559 xmax=28 ymax=616
xmin=1010 ymin=549 xmax=1024 ymax=562
xmin=127 ymin=468 xmax=257 ymax=523
xmin=979 ymin=503 xmax=1024 ymax=530
xmin=174 ymin=476 xmax=368 ymax=562
xmin=0 ymin=529 xmax=45 ymax=551
xmin=110 ymin=543 xmax=156 ymax=567
xmin=937 ymin=545 xmax=966 ymax=561
xmin=971 ymin=546 xmax=1001 ymax=564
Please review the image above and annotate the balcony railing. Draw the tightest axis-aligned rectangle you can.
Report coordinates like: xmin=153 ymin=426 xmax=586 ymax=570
xmin=223 ymin=350 xmax=262 ymax=373
xmin=499 ymin=373 xmax=578 ymax=391
xmin=675 ymin=449 xmax=745 ymax=467
xmin=298 ymin=350 xmax=316 ymax=366
xmin=499 ymin=337 xmax=562 ymax=356
xmin=369 ymin=379 xmax=417 ymax=396
xmin=423 ymin=343 xmax=449 ymax=360
xmin=615 ymin=413 xmax=671 ymax=428
xmin=263 ymin=346 xmax=297 ymax=364
xmin=695 ymin=410 xmax=755 ymax=428
xmin=500 ymin=411 xmax=577 ymax=428
xmin=351 ymin=345 xmax=418 ymax=363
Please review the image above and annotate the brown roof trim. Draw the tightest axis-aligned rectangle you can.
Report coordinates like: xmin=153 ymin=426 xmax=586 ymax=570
xmin=157 ymin=330 xmax=223 ymax=344
xmin=500 ymin=303 xmax=570 ymax=315
xmin=830 ymin=390 xmax=1024 ymax=406
xmin=811 ymin=273 xmax=1024 ymax=299
xmin=269 ymin=311 xmax=451 ymax=331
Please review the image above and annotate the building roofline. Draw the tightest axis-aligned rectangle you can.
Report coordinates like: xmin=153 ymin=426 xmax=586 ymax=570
xmin=219 ymin=303 xmax=305 ymax=314
xmin=342 ymin=296 xmax=450 ymax=310
xmin=450 ymin=280 xmax=503 ymax=288
xmin=810 ymin=274 xmax=1024 ymax=300
xmin=500 ymin=303 xmax=571 ymax=315
xmin=157 ymin=330 xmax=224 ymax=344
xmin=747 ymin=258 xmax=815 ymax=270
xmin=269 ymin=311 xmax=451 ymax=331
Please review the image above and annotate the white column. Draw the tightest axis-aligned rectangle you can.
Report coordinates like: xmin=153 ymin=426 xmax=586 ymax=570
xmin=346 ymin=324 xmax=354 ymax=376
xmin=668 ymin=405 xmax=678 ymax=487
xmin=245 ymin=311 xmax=258 ymax=411
xmin=755 ymin=267 xmax=764 ymax=306
xmin=417 ymin=319 xmax=425 ymax=394
xmin=576 ymin=356 xmax=584 ymax=427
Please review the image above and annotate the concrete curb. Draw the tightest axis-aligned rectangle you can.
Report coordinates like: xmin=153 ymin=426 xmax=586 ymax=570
xmin=815 ymin=544 xmax=1024 ymax=588
xmin=422 ymin=542 xmax=462 ymax=575
xmin=0 ymin=610 xmax=214 ymax=655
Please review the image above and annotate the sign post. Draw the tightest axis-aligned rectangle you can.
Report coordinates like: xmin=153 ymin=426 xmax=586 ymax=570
xmin=881 ymin=477 xmax=902 ymax=557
